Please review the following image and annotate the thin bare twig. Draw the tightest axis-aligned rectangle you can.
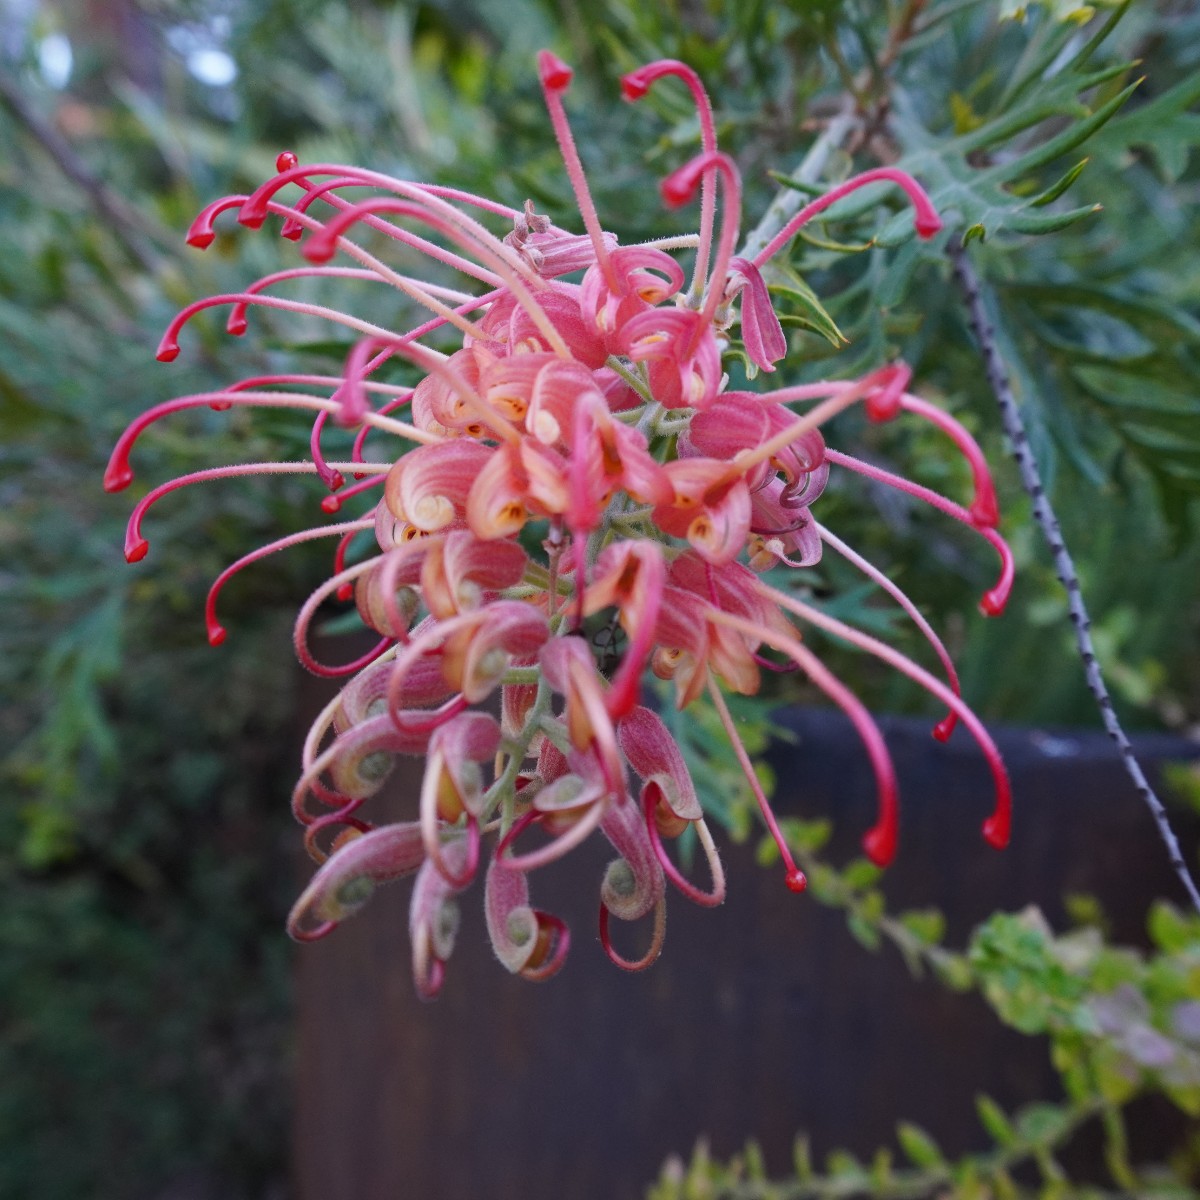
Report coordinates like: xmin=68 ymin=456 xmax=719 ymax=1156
xmin=950 ymin=240 xmax=1200 ymax=914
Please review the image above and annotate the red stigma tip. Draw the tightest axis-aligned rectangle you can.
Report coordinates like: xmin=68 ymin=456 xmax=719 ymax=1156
xmin=280 ymin=220 xmax=303 ymax=242
xmin=932 ymin=714 xmax=958 ymax=743
xmin=660 ymin=171 xmax=696 ymax=209
xmin=207 ymin=624 xmax=227 ymax=647
xmin=785 ymin=868 xmax=808 ymax=893
xmin=915 ymin=216 xmax=943 ymax=239
xmin=302 ymin=236 xmax=336 ymax=265
xmin=320 ymin=495 xmax=342 ymax=514
xmin=276 ymin=151 xmax=299 ymax=173
xmin=156 ymin=341 xmax=180 ymax=363
xmin=185 ymin=231 xmax=215 ymax=250
xmin=104 ymin=463 xmax=133 ymax=493
xmin=236 ymin=204 xmax=266 ymax=230
xmin=970 ymin=497 xmax=1000 ymax=528
xmin=125 ymin=537 xmax=149 ymax=564
xmin=537 ymin=50 xmax=573 ymax=91
xmin=620 ymin=74 xmax=648 ymax=101
xmin=979 ymin=589 xmax=1007 ymax=617
xmin=865 ymin=395 xmax=902 ymax=422
xmin=226 ymin=315 xmax=248 ymax=337
xmin=209 ymin=400 xmax=232 ymax=412
xmin=336 ymin=584 xmax=354 ymax=603
xmin=862 ymin=826 xmax=896 ymax=868
xmin=982 ymin=814 xmax=1009 ymax=850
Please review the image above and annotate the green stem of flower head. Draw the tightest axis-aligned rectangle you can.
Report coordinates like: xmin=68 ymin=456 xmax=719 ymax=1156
xmin=536 ymin=712 xmax=572 ymax=755
xmin=654 ymin=412 xmax=692 ymax=438
xmin=636 ymin=400 xmax=665 ymax=439
xmin=501 ymin=666 xmax=541 ymax=686
xmin=609 ymin=507 xmax=655 ymax=535
xmin=606 ymin=354 xmax=654 ymax=405
xmin=522 ymin=561 xmax=551 ymax=587
xmin=506 ymin=587 xmax=555 ymax=607
xmin=613 ymin=405 xmax=648 ymax=426
xmin=485 ymin=678 xmax=555 ymax=834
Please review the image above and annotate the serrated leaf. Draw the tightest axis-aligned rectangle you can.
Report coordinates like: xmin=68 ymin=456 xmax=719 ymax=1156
xmin=992 ymin=1166 xmax=1021 ymax=1200
xmin=896 ymin=1121 xmax=944 ymax=1168
xmin=985 ymin=77 xmax=1139 ymax=180
xmin=792 ymin=1135 xmax=813 ymax=1181
xmin=932 ymin=954 xmax=971 ymax=997
xmin=806 ymin=862 xmax=840 ymax=902
xmin=743 ymin=1139 xmax=766 ymax=1181
xmin=765 ymin=263 xmax=846 ymax=347
xmin=825 ymin=1149 xmax=868 ymax=1182
xmin=847 ymin=913 xmax=882 ymax=952
xmin=1030 ymin=158 xmax=1089 ymax=206
xmin=888 ymin=36 xmax=1138 ymax=246
xmin=1093 ymin=71 xmax=1200 ymax=182
xmin=870 ymin=1147 xmax=893 ymax=1188
xmin=1006 ymin=201 xmax=1102 ymax=234
xmin=765 ymin=169 xmax=824 ymax=198
xmin=976 ymin=1094 xmax=1018 ymax=1148
xmin=842 ymin=858 xmax=883 ymax=890
xmin=900 ymin=908 xmax=946 ymax=946
xmin=781 ymin=816 xmax=833 ymax=854
xmin=1015 ymin=1102 xmax=1071 ymax=1145
xmin=1149 ymin=902 xmax=1197 ymax=955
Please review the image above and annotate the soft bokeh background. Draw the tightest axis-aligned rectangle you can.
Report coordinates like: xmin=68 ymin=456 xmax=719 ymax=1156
xmin=1 ymin=1 xmax=1198 ymax=1196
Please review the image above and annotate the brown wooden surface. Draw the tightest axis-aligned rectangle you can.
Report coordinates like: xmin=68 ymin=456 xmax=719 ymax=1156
xmin=292 ymin=708 xmax=1199 ymax=1200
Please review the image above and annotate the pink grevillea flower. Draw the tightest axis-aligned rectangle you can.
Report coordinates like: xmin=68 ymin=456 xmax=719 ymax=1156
xmin=112 ymin=51 xmax=1014 ymax=998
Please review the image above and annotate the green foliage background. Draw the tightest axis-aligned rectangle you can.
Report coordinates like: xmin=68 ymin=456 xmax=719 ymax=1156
xmin=1 ymin=0 xmax=1198 ymax=1196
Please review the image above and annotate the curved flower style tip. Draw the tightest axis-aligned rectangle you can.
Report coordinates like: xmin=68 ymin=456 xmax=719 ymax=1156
xmin=287 ymin=822 xmax=426 ymax=941
xmin=537 ymin=49 xmax=574 ymax=92
xmin=658 ymin=150 xmax=737 ymax=211
xmin=592 ymin=795 xmax=669 ymax=971
xmin=485 ymin=857 xmax=570 ymax=982
xmin=418 ymin=713 xmax=499 ymax=886
xmin=598 ymin=893 xmax=666 ymax=972
xmin=410 ymin=837 xmax=472 ymax=1000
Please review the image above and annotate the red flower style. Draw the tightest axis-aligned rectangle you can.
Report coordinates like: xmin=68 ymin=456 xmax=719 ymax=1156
xmin=111 ymin=50 xmax=1015 ymax=997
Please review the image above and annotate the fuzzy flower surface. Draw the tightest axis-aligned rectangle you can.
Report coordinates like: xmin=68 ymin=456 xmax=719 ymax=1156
xmin=110 ymin=52 xmax=1014 ymax=997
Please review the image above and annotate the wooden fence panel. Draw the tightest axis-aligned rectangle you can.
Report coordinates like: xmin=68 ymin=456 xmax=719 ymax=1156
xmin=293 ymin=707 xmax=1199 ymax=1200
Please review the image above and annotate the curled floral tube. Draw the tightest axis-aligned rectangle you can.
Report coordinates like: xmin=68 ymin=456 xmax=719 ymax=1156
xmin=287 ymin=822 xmax=427 ymax=941
xmin=597 ymin=796 xmax=668 ymax=971
xmin=618 ymin=706 xmax=726 ymax=907
xmin=418 ymin=712 xmax=499 ymax=886
xmin=410 ymin=837 xmax=472 ymax=1000
xmin=620 ymin=62 xmax=718 ymax=286
xmin=484 ymin=854 xmax=571 ymax=982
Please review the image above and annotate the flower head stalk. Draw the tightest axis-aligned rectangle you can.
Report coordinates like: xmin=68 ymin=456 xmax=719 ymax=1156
xmin=114 ymin=52 xmax=1013 ymax=997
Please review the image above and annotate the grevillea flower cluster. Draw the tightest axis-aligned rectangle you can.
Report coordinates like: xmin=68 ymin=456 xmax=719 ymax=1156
xmin=110 ymin=53 xmax=1015 ymax=997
